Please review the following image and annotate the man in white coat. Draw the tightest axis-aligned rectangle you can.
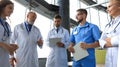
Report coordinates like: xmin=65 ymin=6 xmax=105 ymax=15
xmin=46 ymin=14 xmax=70 ymax=67
xmin=99 ymin=0 xmax=120 ymax=67
xmin=10 ymin=11 xmax=43 ymax=67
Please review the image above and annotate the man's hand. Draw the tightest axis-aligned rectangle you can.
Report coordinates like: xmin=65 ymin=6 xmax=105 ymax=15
xmin=56 ymin=42 xmax=64 ymax=47
xmin=80 ymin=42 xmax=88 ymax=49
xmin=37 ymin=39 xmax=43 ymax=46
xmin=68 ymin=45 xmax=74 ymax=53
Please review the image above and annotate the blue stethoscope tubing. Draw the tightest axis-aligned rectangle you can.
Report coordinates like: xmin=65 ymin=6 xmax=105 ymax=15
xmin=0 ymin=18 xmax=10 ymax=37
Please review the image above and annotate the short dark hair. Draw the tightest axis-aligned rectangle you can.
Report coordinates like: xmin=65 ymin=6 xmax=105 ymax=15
xmin=0 ymin=0 xmax=13 ymax=15
xmin=54 ymin=14 xmax=62 ymax=19
xmin=77 ymin=9 xmax=87 ymax=15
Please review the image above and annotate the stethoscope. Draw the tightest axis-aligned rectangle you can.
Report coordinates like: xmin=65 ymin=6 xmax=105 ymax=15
xmin=51 ymin=27 xmax=64 ymax=35
xmin=105 ymin=20 xmax=120 ymax=33
xmin=0 ymin=18 xmax=10 ymax=41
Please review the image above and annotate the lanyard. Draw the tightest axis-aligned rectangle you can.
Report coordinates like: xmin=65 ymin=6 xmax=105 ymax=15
xmin=24 ymin=22 xmax=29 ymax=33
xmin=0 ymin=18 xmax=10 ymax=37
xmin=24 ymin=22 xmax=32 ymax=33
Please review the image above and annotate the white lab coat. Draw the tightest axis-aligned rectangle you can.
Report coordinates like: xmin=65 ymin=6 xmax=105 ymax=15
xmin=46 ymin=26 xmax=69 ymax=67
xmin=99 ymin=16 xmax=120 ymax=67
xmin=0 ymin=21 xmax=11 ymax=67
xmin=117 ymin=36 xmax=120 ymax=67
xmin=10 ymin=23 xmax=43 ymax=67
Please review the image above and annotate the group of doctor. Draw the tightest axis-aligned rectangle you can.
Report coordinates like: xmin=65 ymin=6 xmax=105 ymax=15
xmin=0 ymin=0 xmax=43 ymax=67
xmin=0 ymin=0 xmax=69 ymax=67
xmin=0 ymin=0 xmax=120 ymax=67
xmin=68 ymin=0 xmax=120 ymax=67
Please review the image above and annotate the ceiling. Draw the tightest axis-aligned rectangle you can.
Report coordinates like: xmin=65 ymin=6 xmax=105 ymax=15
xmin=81 ymin=0 xmax=108 ymax=12
xmin=14 ymin=0 xmax=108 ymax=26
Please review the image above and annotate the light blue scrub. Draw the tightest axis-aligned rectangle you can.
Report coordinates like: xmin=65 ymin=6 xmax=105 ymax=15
xmin=70 ymin=22 xmax=100 ymax=67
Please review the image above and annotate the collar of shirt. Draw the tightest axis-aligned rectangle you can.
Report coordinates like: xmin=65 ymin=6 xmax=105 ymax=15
xmin=25 ymin=21 xmax=29 ymax=25
xmin=77 ymin=22 xmax=89 ymax=28
xmin=24 ymin=21 xmax=33 ymax=32
xmin=54 ymin=26 xmax=61 ymax=30
xmin=0 ymin=17 xmax=7 ymax=23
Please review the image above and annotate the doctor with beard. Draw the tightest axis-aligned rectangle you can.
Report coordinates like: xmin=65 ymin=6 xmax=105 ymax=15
xmin=46 ymin=14 xmax=70 ymax=67
xmin=10 ymin=11 xmax=43 ymax=67
xmin=68 ymin=9 xmax=100 ymax=67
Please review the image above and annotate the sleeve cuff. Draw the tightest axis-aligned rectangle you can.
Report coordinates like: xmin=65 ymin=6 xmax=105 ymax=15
xmin=99 ymin=39 xmax=106 ymax=48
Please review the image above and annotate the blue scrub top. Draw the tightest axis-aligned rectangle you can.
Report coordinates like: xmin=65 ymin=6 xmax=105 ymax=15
xmin=70 ymin=22 xmax=100 ymax=67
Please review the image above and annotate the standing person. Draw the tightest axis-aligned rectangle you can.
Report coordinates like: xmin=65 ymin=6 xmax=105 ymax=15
xmin=0 ymin=0 xmax=18 ymax=67
xmin=46 ymin=14 xmax=70 ymax=67
xmin=10 ymin=11 xmax=43 ymax=67
xmin=99 ymin=0 xmax=120 ymax=67
xmin=68 ymin=9 xmax=100 ymax=67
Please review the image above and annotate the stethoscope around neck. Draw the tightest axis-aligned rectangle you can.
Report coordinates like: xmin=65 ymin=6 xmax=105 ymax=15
xmin=105 ymin=20 xmax=120 ymax=33
xmin=52 ymin=27 xmax=64 ymax=35
xmin=0 ymin=18 xmax=10 ymax=41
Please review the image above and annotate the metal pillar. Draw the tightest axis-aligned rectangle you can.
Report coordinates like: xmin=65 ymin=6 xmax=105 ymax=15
xmin=56 ymin=0 xmax=70 ymax=30
xmin=56 ymin=0 xmax=71 ymax=62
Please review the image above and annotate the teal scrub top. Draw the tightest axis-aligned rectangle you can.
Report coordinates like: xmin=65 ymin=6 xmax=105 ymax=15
xmin=70 ymin=22 xmax=100 ymax=67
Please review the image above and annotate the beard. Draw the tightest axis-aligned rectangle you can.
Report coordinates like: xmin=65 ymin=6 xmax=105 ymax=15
xmin=27 ymin=20 xmax=34 ymax=25
xmin=77 ymin=18 xmax=83 ymax=25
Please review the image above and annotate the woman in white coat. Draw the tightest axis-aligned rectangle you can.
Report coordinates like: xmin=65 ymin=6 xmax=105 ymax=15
xmin=99 ymin=0 xmax=120 ymax=67
xmin=10 ymin=12 xmax=43 ymax=67
xmin=0 ymin=1 xmax=18 ymax=67
xmin=46 ymin=14 xmax=70 ymax=67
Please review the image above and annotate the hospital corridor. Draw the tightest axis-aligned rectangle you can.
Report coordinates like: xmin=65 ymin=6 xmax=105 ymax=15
xmin=1 ymin=0 xmax=119 ymax=67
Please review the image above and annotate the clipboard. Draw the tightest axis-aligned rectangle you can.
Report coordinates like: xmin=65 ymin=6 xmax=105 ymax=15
xmin=49 ymin=38 xmax=61 ymax=46
xmin=73 ymin=42 xmax=89 ymax=61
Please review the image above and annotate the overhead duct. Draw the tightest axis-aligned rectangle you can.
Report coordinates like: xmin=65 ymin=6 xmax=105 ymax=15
xmin=14 ymin=0 xmax=59 ymax=19
xmin=15 ymin=0 xmax=78 ymax=26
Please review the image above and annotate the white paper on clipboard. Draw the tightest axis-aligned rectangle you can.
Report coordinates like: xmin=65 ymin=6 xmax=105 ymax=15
xmin=49 ymin=38 xmax=61 ymax=45
xmin=73 ymin=42 xmax=89 ymax=61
